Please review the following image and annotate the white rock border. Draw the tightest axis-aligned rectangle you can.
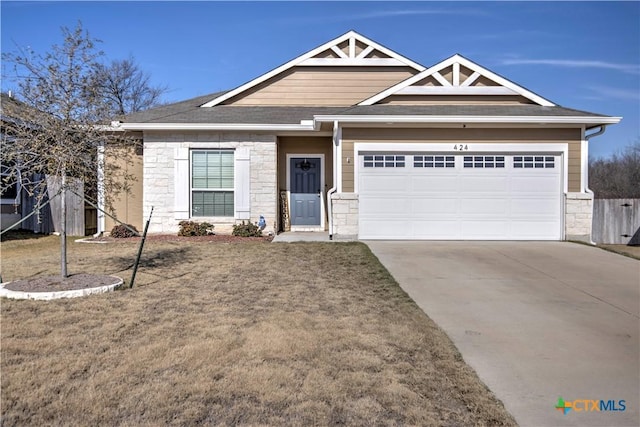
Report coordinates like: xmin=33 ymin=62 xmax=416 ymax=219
xmin=0 ymin=276 xmax=124 ymax=300
xmin=75 ymin=237 xmax=109 ymax=244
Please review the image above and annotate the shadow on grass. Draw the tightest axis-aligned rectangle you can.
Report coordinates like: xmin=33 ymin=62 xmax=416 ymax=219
xmin=0 ymin=229 xmax=52 ymax=242
xmin=107 ymin=245 xmax=201 ymax=274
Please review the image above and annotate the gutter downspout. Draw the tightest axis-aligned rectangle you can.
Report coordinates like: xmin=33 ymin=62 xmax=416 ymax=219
xmin=584 ymin=125 xmax=607 ymax=245
xmin=327 ymin=120 xmax=339 ymax=240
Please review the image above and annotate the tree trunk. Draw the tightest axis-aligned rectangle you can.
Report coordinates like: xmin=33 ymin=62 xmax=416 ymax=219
xmin=60 ymin=174 xmax=68 ymax=278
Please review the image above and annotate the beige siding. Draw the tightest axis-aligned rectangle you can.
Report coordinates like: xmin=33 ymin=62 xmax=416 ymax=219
xmin=459 ymin=65 xmax=474 ymax=82
xmin=379 ymin=95 xmax=534 ymax=105
xmin=224 ymin=66 xmax=417 ymax=106
xmin=440 ymin=66 xmax=454 ymax=84
xmin=341 ymin=128 xmax=582 ymax=192
xmin=412 ymin=75 xmax=439 ymax=87
xmin=472 ymin=76 xmax=499 ymax=87
xmin=342 ymin=141 xmax=355 ymax=192
xmin=105 ymin=146 xmax=144 ymax=232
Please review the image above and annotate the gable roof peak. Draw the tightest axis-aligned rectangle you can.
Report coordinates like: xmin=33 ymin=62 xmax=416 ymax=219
xmin=200 ymin=31 xmax=425 ymax=108
xmin=359 ymin=53 xmax=556 ymax=106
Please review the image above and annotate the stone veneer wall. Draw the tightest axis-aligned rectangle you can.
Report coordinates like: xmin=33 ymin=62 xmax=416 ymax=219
xmin=565 ymin=192 xmax=593 ymax=242
xmin=143 ymin=132 xmax=277 ymax=234
xmin=331 ymin=193 xmax=358 ymax=240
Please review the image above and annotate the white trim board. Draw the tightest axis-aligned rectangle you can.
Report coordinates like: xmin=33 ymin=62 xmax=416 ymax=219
xmin=313 ymin=115 xmax=621 ymax=126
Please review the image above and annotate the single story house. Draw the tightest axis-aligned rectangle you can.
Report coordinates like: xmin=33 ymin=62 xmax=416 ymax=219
xmin=105 ymin=31 xmax=621 ymax=241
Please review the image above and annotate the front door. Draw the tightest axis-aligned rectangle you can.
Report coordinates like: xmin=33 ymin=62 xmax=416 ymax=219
xmin=290 ymin=157 xmax=321 ymax=226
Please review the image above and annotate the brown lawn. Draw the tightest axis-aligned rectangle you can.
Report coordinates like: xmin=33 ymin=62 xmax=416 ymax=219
xmin=1 ymin=235 xmax=516 ymax=426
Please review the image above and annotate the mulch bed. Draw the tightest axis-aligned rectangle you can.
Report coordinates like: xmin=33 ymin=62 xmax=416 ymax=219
xmin=4 ymin=273 xmax=121 ymax=293
xmin=85 ymin=234 xmax=274 ymax=243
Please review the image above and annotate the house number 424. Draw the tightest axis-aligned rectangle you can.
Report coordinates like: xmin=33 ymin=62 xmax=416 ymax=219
xmin=453 ymin=144 xmax=469 ymax=151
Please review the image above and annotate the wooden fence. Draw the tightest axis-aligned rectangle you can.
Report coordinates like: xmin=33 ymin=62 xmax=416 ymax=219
xmin=592 ymin=199 xmax=640 ymax=245
xmin=19 ymin=175 xmax=86 ymax=236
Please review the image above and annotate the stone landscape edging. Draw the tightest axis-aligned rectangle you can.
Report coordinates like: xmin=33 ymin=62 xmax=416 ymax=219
xmin=0 ymin=276 xmax=124 ymax=300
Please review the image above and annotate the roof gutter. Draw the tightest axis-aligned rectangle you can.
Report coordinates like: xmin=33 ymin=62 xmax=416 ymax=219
xmin=313 ymin=115 xmax=622 ymax=126
xmin=115 ymin=122 xmax=317 ymax=132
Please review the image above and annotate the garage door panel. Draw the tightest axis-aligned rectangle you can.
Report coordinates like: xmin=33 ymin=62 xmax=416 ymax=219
xmin=410 ymin=176 xmax=459 ymax=193
xmin=460 ymin=198 xmax=508 ymax=215
xmin=358 ymin=153 xmax=562 ymax=240
xmin=359 ymin=175 xmax=409 ymax=192
xmin=462 ymin=221 xmax=513 ymax=239
xmin=412 ymin=220 xmax=461 ymax=239
xmin=460 ymin=176 xmax=509 ymax=192
xmin=510 ymin=198 xmax=561 ymax=215
xmin=360 ymin=197 xmax=411 ymax=215
xmin=412 ymin=198 xmax=458 ymax=214
xmin=511 ymin=176 xmax=561 ymax=193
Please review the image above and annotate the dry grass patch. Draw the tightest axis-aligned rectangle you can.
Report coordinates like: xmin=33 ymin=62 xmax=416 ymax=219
xmin=1 ymin=236 xmax=516 ymax=426
xmin=597 ymin=244 xmax=640 ymax=260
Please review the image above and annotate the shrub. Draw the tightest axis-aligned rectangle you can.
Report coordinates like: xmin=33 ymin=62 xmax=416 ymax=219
xmin=110 ymin=224 xmax=139 ymax=238
xmin=178 ymin=220 xmax=214 ymax=236
xmin=232 ymin=221 xmax=262 ymax=237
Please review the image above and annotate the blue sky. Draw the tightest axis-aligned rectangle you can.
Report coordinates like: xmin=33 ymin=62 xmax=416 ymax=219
xmin=1 ymin=1 xmax=638 ymax=158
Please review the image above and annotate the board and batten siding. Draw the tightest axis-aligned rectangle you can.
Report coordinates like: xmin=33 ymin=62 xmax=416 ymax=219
xmin=223 ymin=66 xmax=417 ymax=106
xmin=340 ymin=128 xmax=582 ymax=192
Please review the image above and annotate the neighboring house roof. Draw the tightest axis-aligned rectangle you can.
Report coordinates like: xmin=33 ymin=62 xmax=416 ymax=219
xmin=0 ymin=93 xmax=48 ymax=129
xmin=121 ymin=91 xmax=228 ymax=123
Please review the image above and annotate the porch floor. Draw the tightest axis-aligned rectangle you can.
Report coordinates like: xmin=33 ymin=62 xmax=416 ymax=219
xmin=272 ymin=232 xmax=332 ymax=242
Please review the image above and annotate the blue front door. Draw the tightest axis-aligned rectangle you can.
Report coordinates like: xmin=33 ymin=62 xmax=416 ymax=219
xmin=290 ymin=157 xmax=321 ymax=226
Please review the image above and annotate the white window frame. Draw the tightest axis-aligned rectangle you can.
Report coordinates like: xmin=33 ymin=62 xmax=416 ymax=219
xmin=190 ymin=149 xmax=235 ymax=218
xmin=1 ymin=166 xmax=20 ymax=205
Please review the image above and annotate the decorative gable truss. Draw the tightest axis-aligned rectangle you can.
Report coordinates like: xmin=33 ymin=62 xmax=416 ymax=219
xmin=297 ymin=32 xmax=424 ymax=68
xmin=359 ymin=54 xmax=555 ymax=106
xmin=201 ymin=31 xmax=425 ymax=107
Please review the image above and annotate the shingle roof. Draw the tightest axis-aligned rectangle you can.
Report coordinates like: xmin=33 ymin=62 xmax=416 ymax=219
xmin=120 ymin=96 xmax=610 ymax=126
xmin=333 ymin=104 xmax=610 ymax=118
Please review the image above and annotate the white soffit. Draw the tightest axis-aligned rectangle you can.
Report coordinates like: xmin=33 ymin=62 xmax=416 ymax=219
xmin=359 ymin=54 xmax=556 ymax=107
xmin=200 ymin=31 xmax=426 ymax=108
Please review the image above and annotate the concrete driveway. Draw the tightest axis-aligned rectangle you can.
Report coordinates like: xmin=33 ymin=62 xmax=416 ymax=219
xmin=366 ymin=241 xmax=639 ymax=427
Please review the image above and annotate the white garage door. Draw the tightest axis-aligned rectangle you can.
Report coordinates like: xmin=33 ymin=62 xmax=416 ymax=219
xmin=358 ymin=153 xmax=563 ymax=240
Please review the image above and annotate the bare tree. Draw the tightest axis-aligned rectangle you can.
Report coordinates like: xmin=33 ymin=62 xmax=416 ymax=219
xmin=92 ymin=56 xmax=167 ymax=116
xmin=1 ymin=22 xmax=136 ymax=278
xmin=589 ymin=140 xmax=640 ymax=198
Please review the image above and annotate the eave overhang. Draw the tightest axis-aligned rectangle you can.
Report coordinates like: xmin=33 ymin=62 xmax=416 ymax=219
xmin=115 ymin=122 xmax=317 ymax=132
xmin=312 ymin=115 xmax=622 ymax=127
xmin=113 ymin=114 xmax=621 ymax=133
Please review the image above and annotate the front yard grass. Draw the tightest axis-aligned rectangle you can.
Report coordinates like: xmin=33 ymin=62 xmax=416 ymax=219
xmin=1 ymin=236 xmax=516 ymax=426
